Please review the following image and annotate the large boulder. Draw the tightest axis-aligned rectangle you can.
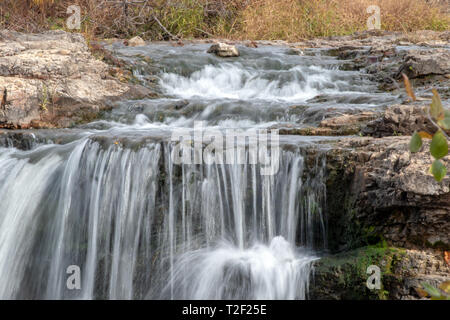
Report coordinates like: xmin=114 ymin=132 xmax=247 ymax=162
xmin=207 ymin=42 xmax=239 ymax=57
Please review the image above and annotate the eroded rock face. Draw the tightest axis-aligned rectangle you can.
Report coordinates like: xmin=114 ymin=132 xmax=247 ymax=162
xmin=325 ymin=136 xmax=450 ymax=252
xmin=363 ymin=104 xmax=435 ymax=137
xmin=0 ymin=30 xmax=149 ymax=129
xmin=207 ymin=42 xmax=239 ymax=57
xmin=314 ymin=133 xmax=450 ymax=299
xmin=291 ymin=30 xmax=450 ymax=49
xmin=363 ymin=48 xmax=450 ymax=92
xmin=398 ymin=49 xmax=450 ymax=79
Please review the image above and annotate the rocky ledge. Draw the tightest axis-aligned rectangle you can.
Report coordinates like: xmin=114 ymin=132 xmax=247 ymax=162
xmin=286 ymin=30 xmax=450 ymax=300
xmin=0 ymin=30 xmax=152 ymax=129
xmin=306 ymin=117 xmax=450 ymax=299
xmin=326 ymin=135 xmax=449 ymax=251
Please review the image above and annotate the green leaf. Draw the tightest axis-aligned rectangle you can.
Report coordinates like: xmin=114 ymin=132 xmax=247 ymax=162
xmin=422 ymin=282 xmax=442 ymax=298
xmin=409 ymin=132 xmax=422 ymax=152
xmin=430 ymin=159 xmax=447 ymax=182
xmin=438 ymin=118 xmax=450 ymax=130
xmin=430 ymin=131 xmax=448 ymax=159
xmin=444 ymin=110 xmax=450 ymax=118
xmin=438 ymin=110 xmax=450 ymax=130
xmin=430 ymin=89 xmax=444 ymax=121
xmin=439 ymin=281 xmax=450 ymax=294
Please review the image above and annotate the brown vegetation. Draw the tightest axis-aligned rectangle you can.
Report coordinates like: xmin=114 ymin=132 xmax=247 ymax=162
xmin=0 ymin=0 xmax=448 ymax=41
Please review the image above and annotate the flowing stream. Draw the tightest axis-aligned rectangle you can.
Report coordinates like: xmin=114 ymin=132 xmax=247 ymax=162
xmin=0 ymin=43 xmax=400 ymax=299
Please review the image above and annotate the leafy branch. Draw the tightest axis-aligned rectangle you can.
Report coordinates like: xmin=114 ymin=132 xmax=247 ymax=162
xmin=406 ymin=74 xmax=449 ymax=182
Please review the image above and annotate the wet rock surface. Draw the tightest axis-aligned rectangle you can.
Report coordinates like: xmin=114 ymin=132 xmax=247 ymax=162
xmin=0 ymin=30 xmax=153 ymax=129
xmin=286 ymin=31 xmax=450 ymax=297
xmin=290 ymin=30 xmax=450 ymax=95
xmin=304 ymin=36 xmax=449 ymax=299
xmin=275 ymin=112 xmax=380 ymax=136
xmin=207 ymin=42 xmax=240 ymax=57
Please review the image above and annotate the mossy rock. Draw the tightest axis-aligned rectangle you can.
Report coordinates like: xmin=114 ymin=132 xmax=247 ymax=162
xmin=310 ymin=245 xmax=407 ymax=300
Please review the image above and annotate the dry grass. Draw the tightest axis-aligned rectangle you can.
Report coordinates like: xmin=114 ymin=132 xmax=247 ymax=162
xmin=0 ymin=0 xmax=243 ymax=39
xmin=239 ymin=0 xmax=449 ymax=41
xmin=0 ymin=0 xmax=448 ymax=41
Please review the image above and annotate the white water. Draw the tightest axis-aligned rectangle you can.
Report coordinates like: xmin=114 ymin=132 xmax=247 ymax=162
xmin=160 ymin=64 xmax=329 ymax=102
xmin=160 ymin=237 xmax=315 ymax=300
xmin=0 ymin=139 xmax=326 ymax=299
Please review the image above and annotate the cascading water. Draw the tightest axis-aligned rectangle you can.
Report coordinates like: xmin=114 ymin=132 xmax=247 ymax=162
xmin=0 ymin=43 xmax=400 ymax=299
xmin=0 ymin=139 xmax=326 ymax=299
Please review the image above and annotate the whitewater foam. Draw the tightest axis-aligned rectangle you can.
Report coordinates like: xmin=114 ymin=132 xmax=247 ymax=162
xmin=160 ymin=63 xmax=337 ymax=102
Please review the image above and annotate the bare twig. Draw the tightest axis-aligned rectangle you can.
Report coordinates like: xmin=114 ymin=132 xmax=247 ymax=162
xmin=194 ymin=27 xmax=214 ymax=38
xmin=152 ymin=15 xmax=179 ymax=40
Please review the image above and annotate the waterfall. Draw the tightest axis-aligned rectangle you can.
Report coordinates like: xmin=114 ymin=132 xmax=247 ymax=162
xmin=0 ymin=43 xmax=387 ymax=300
xmin=0 ymin=136 xmax=326 ymax=300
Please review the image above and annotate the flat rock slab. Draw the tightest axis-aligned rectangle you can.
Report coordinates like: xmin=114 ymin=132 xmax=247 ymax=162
xmin=0 ymin=30 xmax=133 ymax=129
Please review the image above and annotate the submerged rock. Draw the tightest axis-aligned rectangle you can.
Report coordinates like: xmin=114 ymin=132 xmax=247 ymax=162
xmin=207 ymin=42 xmax=239 ymax=57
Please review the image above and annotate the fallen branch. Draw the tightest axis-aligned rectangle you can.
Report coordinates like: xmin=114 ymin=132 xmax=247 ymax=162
xmin=194 ymin=27 xmax=214 ymax=38
xmin=152 ymin=15 xmax=179 ymax=40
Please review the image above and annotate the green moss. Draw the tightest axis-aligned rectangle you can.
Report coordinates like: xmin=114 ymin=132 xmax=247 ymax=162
xmin=314 ymin=245 xmax=406 ymax=299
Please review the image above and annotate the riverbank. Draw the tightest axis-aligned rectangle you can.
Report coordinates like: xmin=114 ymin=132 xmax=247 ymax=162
xmin=1 ymin=0 xmax=448 ymax=41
